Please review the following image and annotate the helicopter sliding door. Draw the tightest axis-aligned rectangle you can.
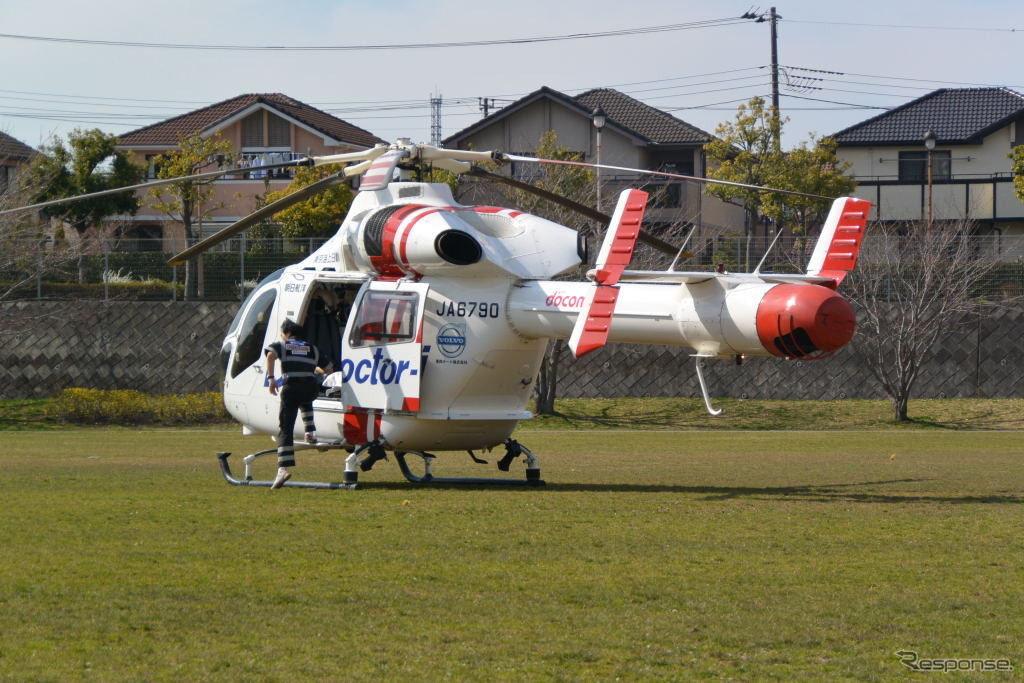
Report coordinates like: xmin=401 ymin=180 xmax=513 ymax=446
xmin=338 ymin=280 xmax=429 ymax=412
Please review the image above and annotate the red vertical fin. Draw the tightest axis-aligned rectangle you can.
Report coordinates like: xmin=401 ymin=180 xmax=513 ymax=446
xmin=568 ymin=190 xmax=648 ymax=358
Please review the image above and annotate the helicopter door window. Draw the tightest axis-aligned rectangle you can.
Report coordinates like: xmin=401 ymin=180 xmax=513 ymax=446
xmin=230 ymin=288 xmax=277 ymax=378
xmin=350 ymin=291 xmax=418 ymax=347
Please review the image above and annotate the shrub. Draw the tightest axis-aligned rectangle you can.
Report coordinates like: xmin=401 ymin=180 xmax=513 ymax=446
xmin=50 ymin=388 xmax=228 ymax=425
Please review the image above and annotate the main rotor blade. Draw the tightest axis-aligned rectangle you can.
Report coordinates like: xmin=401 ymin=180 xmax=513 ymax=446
xmin=167 ymin=172 xmax=349 ymax=266
xmin=0 ymin=146 xmax=389 ymax=218
xmin=503 ymin=154 xmax=836 ymax=201
xmin=465 ymin=166 xmax=681 ymax=258
xmin=0 ymin=158 xmax=314 ymax=218
xmin=358 ymin=149 xmax=407 ymax=191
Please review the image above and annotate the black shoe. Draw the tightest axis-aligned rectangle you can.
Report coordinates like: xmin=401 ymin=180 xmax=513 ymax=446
xmin=360 ymin=444 xmax=388 ymax=472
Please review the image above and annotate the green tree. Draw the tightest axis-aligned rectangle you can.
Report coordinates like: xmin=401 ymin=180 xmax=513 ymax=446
xmin=263 ymin=164 xmax=352 ymax=239
xmin=704 ymin=97 xmax=856 ymax=265
xmin=20 ymin=128 xmax=145 ymax=281
xmin=1011 ymin=145 xmax=1024 ymax=203
xmin=148 ymin=133 xmax=234 ymax=299
xmin=761 ymin=136 xmax=857 ymax=234
xmin=704 ymin=98 xmax=782 ymax=244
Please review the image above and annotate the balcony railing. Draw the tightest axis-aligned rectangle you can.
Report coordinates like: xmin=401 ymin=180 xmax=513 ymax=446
xmin=218 ymin=152 xmax=309 ymax=181
xmin=852 ymin=173 xmax=1024 ymax=223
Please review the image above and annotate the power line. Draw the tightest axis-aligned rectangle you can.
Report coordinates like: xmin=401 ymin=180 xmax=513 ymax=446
xmin=783 ymin=65 xmax=1024 ymax=90
xmin=784 ymin=18 xmax=1023 ymax=33
xmin=0 ymin=17 xmax=749 ymax=52
xmin=565 ymin=66 xmax=767 ymax=92
xmin=782 ymin=93 xmax=887 ymax=110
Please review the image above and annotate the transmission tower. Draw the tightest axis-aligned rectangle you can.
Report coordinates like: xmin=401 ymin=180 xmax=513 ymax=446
xmin=430 ymin=94 xmax=443 ymax=146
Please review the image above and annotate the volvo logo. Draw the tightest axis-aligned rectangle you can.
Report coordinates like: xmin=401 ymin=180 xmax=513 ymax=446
xmin=436 ymin=323 xmax=467 ymax=358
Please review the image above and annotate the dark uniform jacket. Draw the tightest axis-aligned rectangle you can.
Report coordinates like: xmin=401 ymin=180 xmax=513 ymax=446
xmin=265 ymin=339 xmax=320 ymax=382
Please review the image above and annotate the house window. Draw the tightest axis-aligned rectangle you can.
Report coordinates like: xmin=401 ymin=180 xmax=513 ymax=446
xmin=241 ymin=110 xmax=292 ymax=148
xmin=144 ymin=154 xmax=162 ymax=179
xmin=121 ymin=224 xmax=163 ymax=252
xmin=268 ymin=114 xmax=290 ymax=147
xmin=898 ymin=150 xmax=951 ymax=182
xmin=658 ymin=159 xmax=695 ymax=177
xmin=640 ymin=183 xmax=681 ymax=208
xmin=242 ymin=112 xmax=263 ymax=147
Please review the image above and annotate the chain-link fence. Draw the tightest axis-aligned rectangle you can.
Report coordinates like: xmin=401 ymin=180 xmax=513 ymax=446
xmin=3 ymin=234 xmax=1024 ymax=302
xmin=1 ymin=237 xmax=328 ymax=302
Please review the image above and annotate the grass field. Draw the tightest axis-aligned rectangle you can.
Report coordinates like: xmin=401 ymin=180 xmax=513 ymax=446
xmin=2 ymin=405 xmax=1023 ymax=679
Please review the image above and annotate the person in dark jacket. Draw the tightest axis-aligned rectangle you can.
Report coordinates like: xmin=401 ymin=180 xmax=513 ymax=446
xmin=265 ymin=319 xmax=326 ymax=489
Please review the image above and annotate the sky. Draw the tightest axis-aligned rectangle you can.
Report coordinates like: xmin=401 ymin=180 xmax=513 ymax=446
xmin=1 ymin=0 xmax=1022 ymax=152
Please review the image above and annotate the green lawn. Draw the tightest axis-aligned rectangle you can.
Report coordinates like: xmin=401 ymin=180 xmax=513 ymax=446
xmin=2 ymin=425 xmax=1022 ymax=680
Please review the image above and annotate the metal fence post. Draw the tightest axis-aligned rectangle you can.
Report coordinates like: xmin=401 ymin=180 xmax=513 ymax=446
xmin=103 ymin=247 xmax=109 ymax=301
xmin=239 ymin=235 xmax=245 ymax=302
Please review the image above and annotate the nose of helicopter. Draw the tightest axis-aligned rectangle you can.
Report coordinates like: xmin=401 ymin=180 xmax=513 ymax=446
xmin=755 ymin=284 xmax=856 ymax=358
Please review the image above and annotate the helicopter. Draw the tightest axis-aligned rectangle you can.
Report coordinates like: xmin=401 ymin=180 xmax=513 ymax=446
xmin=4 ymin=140 xmax=870 ymax=489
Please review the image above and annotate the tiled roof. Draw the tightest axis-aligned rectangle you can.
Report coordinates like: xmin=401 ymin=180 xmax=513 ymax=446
xmin=0 ymin=131 xmax=37 ymax=161
xmin=118 ymin=93 xmax=385 ymax=148
xmin=574 ymin=88 xmax=712 ymax=144
xmin=833 ymin=88 xmax=1024 ymax=146
xmin=443 ymin=86 xmax=711 ymax=147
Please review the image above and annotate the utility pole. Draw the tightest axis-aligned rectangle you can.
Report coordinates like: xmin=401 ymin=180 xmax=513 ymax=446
xmin=743 ymin=7 xmax=782 ymax=149
xmin=478 ymin=97 xmax=495 ymax=117
xmin=430 ymin=94 xmax=443 ymax=146
xmin=769 ymin=7 xmax=780 ymax=115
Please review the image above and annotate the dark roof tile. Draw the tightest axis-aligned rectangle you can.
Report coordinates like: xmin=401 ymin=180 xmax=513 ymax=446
xmin=118 ymin=93 xmax=385 ymax=148
xmin=575 ymin=88 xmax=712 ymax=144
xmin=833 ymin=88 xmax=1024 ymax=146
xmin=443 ymin=86 xmax=711 ymax=147
xmin=0 ymin=131 xmax=37 ymax=161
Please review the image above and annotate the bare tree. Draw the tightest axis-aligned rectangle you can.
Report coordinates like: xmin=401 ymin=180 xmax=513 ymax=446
xmin=842 ymin=220 xmax=1002 ymax=421
xmin=0 ymin=165 xmax=79 ymax=301
xmin=0 ymin=167 xmax=89 ymax=345
xmin=457 ymin=131 xmax=599 ymax=415
xmin=457 ymin=134 xmax=705 ymax=415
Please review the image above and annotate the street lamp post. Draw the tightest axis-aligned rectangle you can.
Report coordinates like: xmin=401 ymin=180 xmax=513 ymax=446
xmin=924 ymin=130 xmax=936 ymax=231
xmin=592 ymin=106 xmax=606 ymax=212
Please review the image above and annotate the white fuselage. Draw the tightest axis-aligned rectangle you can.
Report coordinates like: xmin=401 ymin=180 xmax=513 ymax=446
xmin=220 ymin=182 xmax=852 ymax=453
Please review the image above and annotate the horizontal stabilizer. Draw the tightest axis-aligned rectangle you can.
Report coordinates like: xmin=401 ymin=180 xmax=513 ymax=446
xmin=613 ymin=268 xmax=849 ymax=286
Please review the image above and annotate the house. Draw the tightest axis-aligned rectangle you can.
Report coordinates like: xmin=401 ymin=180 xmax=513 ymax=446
xmin=833 ymin=88 xmax=1024 ymax=243
xmin=116 ymin=93 xmax=385 ymax=251
xmin=0 ymin=131 xmax=37 ymax=196
xmin=443 ymin=86 xmax=743 ymax=242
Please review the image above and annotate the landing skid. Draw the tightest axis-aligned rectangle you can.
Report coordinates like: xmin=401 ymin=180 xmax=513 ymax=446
xmin=217 ymin=439 xmax=544 ymax=489
xmin=393 ymin=449 xmax=544 ymax=486
xmin=217 ymin=446 xmax=357 ymax=490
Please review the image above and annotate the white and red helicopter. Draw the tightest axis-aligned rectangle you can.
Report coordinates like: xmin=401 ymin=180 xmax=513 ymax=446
xmin=8 ymin=140 xmax=870 ymax=488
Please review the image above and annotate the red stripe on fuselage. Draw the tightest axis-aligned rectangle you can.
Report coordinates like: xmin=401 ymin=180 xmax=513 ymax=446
xmin=374 ymin=204 xmax=425 ymax=278
xmin=342 ymin=409 xmax=382 ymax=445
xmin=396 ymin=207 xmax=446 ymax=276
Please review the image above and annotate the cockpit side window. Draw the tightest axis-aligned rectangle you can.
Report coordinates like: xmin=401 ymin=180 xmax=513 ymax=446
xmin=230 ymin=288 xmax=277 ymax=378
xmin=349 ymin=290 xmax=418 ymax=347
xmin=226 ymin=268 xmax=285 ymax=337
